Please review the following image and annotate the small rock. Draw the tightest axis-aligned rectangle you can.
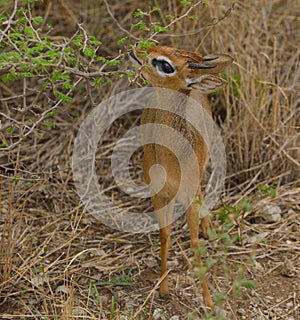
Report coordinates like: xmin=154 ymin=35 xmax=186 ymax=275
xmin=73 ymin=307 xmax=84 ymax=316
xmin=265 ymin=205 xmax=282 ymax=222
xmin=253 ymin=261 xmax=265 ymax=272
xmin=168 ymin=258 xmax=179 ymax=268
xmin=248 ymin=231 xmax=269 ymax=244
xmin=170 ymin=316 xmax=180 ymax=320
xmin=98 ymin=248 xmax=106 ymax=255
xmin=237 ymin=308 xmax=246 ymax=315
xmin=281 ymin=259 xmax=298 ymax=277
xmin=56 ymin=285 xmax=69 ymax=294
xmin=153 ymin=308 xmax=163 ymax=320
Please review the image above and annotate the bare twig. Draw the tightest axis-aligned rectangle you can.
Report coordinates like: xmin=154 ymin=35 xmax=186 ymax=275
xmin=0 ymin=0 xmax=18 ymax=42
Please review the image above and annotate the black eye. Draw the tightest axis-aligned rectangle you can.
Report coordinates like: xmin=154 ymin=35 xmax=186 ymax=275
xmin=151 ymin=58 xmax=175 ymax=74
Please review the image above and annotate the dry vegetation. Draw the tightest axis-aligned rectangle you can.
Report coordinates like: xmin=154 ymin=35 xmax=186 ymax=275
xmin=0 ymin=0 xmax=299 ymax=319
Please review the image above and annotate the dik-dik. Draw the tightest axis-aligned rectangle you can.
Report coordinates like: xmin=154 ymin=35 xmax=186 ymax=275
xmin=130 ymin=44 xmax=233 ymax=310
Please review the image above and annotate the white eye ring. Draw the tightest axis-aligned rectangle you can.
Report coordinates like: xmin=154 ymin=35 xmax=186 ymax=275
xmin=151 ymin=56 xmax=177 ymax=77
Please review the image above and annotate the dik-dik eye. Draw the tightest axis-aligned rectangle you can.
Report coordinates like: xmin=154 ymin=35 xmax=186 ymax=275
xmin=151 ymin=57 xmax=176 ymax=76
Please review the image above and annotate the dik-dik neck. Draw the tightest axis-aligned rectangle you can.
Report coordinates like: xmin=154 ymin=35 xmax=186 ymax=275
xmin=144 ymin=88 xmax=212 ymax=151
xmin=151 ymin=87 xmax=212 ymax=116
xmin=188 ymin=90 xmax=212 ymax=115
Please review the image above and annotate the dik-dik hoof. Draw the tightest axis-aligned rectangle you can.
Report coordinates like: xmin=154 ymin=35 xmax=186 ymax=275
xmin=158 ymin=294 xmax=169 ymax=301
xmin=203 ymin=296 xmax=215 ymax=311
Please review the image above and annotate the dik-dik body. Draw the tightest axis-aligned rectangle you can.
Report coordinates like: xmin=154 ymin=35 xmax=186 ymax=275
xmin=130 ymin=44 xmax=232 ymax=310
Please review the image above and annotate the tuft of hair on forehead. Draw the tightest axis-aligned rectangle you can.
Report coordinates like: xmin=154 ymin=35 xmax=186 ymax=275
xmin=147 ymin=46 xmax=204 ymax=63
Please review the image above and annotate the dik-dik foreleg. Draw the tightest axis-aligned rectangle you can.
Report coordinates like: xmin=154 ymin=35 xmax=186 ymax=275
xmin=151 ymin=195 xmax=175 ymax=298
xmin=186 ymin=192 xmax=214 ymax=310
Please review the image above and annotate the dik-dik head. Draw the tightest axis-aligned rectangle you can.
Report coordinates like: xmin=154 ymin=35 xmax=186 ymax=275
xmin=130 ymin=44 xmax=233 ymax=93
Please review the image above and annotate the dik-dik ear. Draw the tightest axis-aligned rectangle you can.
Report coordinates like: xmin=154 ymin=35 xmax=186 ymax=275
xmin=187 ymin=54 xmax=233 ymax=74
xmin=187 ymin=74 xmax=227 ymax=94
xmin=202 ymin=54 xmax=233 ymax=74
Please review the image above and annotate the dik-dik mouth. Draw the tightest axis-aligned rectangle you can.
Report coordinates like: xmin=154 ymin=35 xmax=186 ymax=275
xmin=129 ymin=50 xmax=142 ymax=66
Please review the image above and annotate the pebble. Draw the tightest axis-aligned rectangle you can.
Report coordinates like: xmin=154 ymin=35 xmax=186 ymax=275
xmin=153 ymin=308 xmax=163 ymax=320
xmin=248 ymin=231 xmax=269 ymax=244
xmin=73 ymin=308 xmax=84 ymax=316
xmin=265 ymin=205 xmax=282 ymax=222
xmin=237 ymin=308 xmax=246 ymax=315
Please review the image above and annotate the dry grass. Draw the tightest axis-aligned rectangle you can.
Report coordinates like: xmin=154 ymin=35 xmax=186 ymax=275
xmin=0 ymin=0 xmax=299 ymax=319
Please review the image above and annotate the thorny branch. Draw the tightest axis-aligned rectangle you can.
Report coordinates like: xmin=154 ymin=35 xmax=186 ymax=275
xmin=0 ymin=0 xmax=18 ymax=42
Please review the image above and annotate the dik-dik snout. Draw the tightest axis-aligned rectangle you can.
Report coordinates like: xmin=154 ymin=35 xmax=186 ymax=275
xmin=131 ymin=44 xmax=233 ymax=310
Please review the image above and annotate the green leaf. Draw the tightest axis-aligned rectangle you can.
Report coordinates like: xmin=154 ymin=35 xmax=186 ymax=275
xmin=139 ymin=39 xmax=156 ymax=50
xmin=54 ymin=91 xmax=72 ymax=103
xmin=134 ymin=21 xmax=147 ymax=31
xmin=180 ymin=0 xmax=192 ymax=6
xmin=7 ymin=126 xmax=14 ymax=134
xmin=52 ymin=71 xmax=63 ymax=82
xmin=72 ymin=35 xmax=83 ymax=47
xmin=90 ymin=36 xmax=102 ymax=46
xmin=46 ymin=110 xmax=57 ymax=117
xmin=61 ymin=82 xmax=75 ymax=90
xmin=97 ymin=56 xmax=107 ymax=63
xmin=113 ymin=72 xmax=121 ymax=80
xmin=26 ymin=43 xmax=44 ymax=55
xmin=133 ymin=9 xmax=145 ymax=18
xmin=94 ymin=77 xmax=105 ymax=86
xmin=83 ymin=47 xmax=96 ymax=58
xmin=9 ymin=32 xmax=23 ymax=41
xmin=125 ymin=71 xmax=134 ymax=77
xmin=153 ymin=25 xmax=168 ymax=33
xmin=32 ymin=16 xmax=43 ymax=25
xmin=194 ymin=266 xmax=207 ymax=279
xmin=165 ymin=14 xmax=175 ymax=19
xmin=269 ymin=188 xmax=276 ymax=198
xmin=0 ymin=51 xmax=22 ymax=62
xmin=1 ymin=72 xmax=16 ymax=83
xmin=152 ymin=6 xmax=160 ymax=12
xmin=213 ymin=292 xmax=228 ymax=306
xmin=31 ymin=57 xmax=50 ymax=65
xmin=45 ymin=49 xmax=61 ymax=61
xmin=237 ymin=199 xmax=253 ymax=212
xmin=24 ymin=26 xmax=36 ymax=39
xmin=258 ymin=184 xmax=277 ymax=198
xmin=106 ymin=59 xmax=120 ymax=66
xmin=117 ymin=36 xmax=127 ymax=46
xmin=44 ymin=120 xmax=55 ymax=128
xmin=18 ymin=71 xmax=35 ymax=78
xmin=241 ymin=280 xmax=256 ymax=289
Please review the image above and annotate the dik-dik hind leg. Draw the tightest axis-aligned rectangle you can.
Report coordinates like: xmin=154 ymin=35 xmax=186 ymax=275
xmin=152 ymin=196 xmax=175 ymax=298
xmin=198 ymin=191 xmax=210 ymax=239
xmin=201 ymin=216 xmax=210 ymax=239
xmin=186 ymin=203 xmax=214 ymax=310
